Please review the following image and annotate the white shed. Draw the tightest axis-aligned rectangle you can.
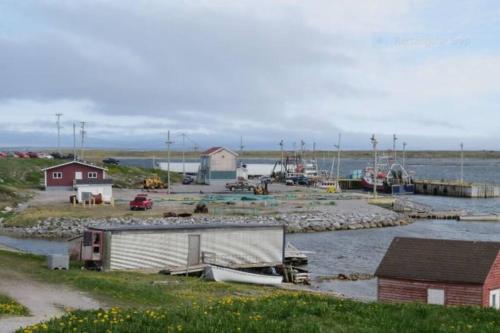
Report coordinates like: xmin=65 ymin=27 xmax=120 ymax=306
xmin=80 ymin=224 xmax=284 ymax=272
xmin=75 ymin=179 xmax=113 ymax=203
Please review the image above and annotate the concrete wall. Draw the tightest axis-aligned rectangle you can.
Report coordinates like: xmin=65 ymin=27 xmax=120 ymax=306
xmin=414 ymin=181 xmax=500 ymax=198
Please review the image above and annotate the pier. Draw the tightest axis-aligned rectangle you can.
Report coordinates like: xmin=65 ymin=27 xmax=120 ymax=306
xmin=413 ymin=180 xmax=500 ymax=198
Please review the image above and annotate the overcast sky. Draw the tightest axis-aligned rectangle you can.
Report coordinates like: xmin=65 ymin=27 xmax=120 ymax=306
xmin=1 ymin=1 xmax=499 ymax=151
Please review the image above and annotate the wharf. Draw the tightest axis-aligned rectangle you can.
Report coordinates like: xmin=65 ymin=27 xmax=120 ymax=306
xmin=407 ymin=211 xmax=462 ymax=220
xmin=413 ymin=180 xmax=500 ymax=198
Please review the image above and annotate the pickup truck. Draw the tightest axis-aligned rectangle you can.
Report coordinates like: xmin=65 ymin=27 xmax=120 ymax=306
xmin=225 ymin=181 xmax=255 ymax=192
xmin=129 ymin=194 xmax=153 ymax=210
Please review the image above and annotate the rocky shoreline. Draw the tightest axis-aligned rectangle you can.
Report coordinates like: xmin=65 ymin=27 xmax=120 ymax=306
xmin=0 ymin=210 xmax=410 ymax=239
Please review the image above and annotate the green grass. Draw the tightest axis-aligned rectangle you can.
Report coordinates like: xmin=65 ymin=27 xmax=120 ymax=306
xmin=1 ymin=250 xmax=500 ymax=333
xmin=18 ymin=292 xmax=500 ymax=333
xmin=103 ymin=165 xmax=181 ymax=188
xmin=0 ymin=294 xmax=29 ymax=317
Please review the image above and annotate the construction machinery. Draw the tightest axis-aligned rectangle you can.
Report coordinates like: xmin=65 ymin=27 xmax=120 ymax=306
xmin=143 ymin=175 xmax=167 ymax=190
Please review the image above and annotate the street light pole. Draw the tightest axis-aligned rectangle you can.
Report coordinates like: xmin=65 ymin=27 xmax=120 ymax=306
xmin=55 ymin=113 xmax=63 ymax=155
xmin=371 ymin=134 xmax=378 ymax=198
xmin=393 ymin=134 xmax=398 ymax=162
xmin=166 ymin=131 xmax=173 ymax=195
xmin=460 ymin=142 xmax=464 ymax=184
xmin=402 ymin=142 xmax=407 ymax=169
xmin=334 ymin=133 xmax=341 ymax=180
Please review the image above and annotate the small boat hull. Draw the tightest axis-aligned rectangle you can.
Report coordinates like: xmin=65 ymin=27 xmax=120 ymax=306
xmin=205 ymin=265 xmax=282 ymax=285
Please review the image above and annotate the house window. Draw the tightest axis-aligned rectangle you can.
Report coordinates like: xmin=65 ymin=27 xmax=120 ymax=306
xmin=88 ymin=172 xmax=98 ymax=179
xmin=427 ymin=288 xmax=445 ymax=305
xmin=52 ymin=172 xmax=63 ymax=179
xmin=490 ymin=289 xmax=500 ymax=310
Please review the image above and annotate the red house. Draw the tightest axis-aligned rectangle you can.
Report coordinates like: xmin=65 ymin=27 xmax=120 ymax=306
xmin=42 ymin=161 xmax=108 ymax=189
xmin=376 ymin=237 xmax=500 ymax=309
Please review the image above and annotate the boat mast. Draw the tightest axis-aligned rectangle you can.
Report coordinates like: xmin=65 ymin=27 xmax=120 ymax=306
xmin=371 ymin=134 xmax=378 ymax=198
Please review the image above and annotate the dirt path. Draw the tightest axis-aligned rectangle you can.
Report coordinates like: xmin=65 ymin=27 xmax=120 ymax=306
xmin=0 ymin=275 xmax=100 ymax=333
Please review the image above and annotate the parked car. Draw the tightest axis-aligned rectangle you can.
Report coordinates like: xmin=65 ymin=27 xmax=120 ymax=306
xmin=38 ymin=153 xmax=54 ymax=159
xmin=27 ymin=151 xmax=40 ymax=158
xmin=182 ymin=175 xmax=194 ymax=185
xmin=103 ymin=158 xmax=120 ymax=165
xmin=14 ymin=151 xmax=30 ymax=158
xmin=129 ymin=194 xmax=153 ymax=210
xmin=0 ymin=152 xmax=7 ymax=158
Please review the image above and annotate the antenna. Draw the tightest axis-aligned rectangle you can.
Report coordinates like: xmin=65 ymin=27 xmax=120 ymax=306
xmin=80 ymin=121 xmax=86 ymax=160
xmin=73 ymin=123 xmax=76 ymax=161
xmin=371 ymin=134 xmax=378 ymax=198
xmin=55 ymin=113 xmax=63 ymax=155
xmin=166 ymin=131 xmax=174 ymax=194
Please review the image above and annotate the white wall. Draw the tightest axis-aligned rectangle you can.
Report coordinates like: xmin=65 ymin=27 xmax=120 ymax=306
xmin=108 ymin=227 xmax=283 ymax=270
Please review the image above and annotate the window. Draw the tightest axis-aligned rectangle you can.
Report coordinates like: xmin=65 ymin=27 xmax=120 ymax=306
xmin=490 ymin=289 xmax=500 ymax=310
xmin=427 ymin=289 xmax=445 ymax=305
xmin=52 ymin=172 xmax=63 ymax=179
xmin=88 ymin=172 xmax=98 ymax=179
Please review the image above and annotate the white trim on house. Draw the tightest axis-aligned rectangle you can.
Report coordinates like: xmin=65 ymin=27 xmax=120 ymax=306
xmin=42 ymin=160 xmax=108 ymax=171
xmin=88 ymin=171 xmax=98 ymax=179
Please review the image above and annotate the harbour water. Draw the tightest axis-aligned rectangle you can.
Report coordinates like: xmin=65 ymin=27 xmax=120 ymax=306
xmin=119 ymin=157 xmax=500 ymax=184
xmin=1 ymin=158 xmax=500 ymax=300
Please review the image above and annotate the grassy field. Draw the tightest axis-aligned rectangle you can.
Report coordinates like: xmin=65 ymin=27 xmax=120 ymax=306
xmin=71 ymin=149 xmax=500 ymax=161
xmin=0 ymin=294 xmax=29 ymax=317
xmin=1 ymin=250 xmax=499 ymax=333
xmin=0 ymin=158 xmax=180 ymax=212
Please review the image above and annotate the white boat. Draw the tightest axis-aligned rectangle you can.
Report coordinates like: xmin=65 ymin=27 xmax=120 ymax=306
xmin=204 ymin=265 xmax=282 ymax=285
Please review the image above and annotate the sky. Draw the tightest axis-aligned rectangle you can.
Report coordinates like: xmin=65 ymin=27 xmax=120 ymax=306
xmin=1 ymin=0 xmax=500 ymax=152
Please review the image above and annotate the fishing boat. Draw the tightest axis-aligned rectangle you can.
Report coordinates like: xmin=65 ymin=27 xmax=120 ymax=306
xmin=361 ymin=156 xmax=414 ymax=193
xmin=204 ymin=265 xmax=282 ymax=285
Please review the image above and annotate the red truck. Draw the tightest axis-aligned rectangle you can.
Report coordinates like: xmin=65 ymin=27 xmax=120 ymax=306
xmin=129 ymin=194 xmax=153 ymax=210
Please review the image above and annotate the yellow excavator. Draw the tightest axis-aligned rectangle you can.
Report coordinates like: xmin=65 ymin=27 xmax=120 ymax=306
xmin=143 ymin=175 xmax=167 ymax=190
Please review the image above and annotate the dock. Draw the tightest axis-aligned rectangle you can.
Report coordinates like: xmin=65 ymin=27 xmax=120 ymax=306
xmin=407 ymin=211 xmax=462 ymax=220
xmin=413 ymin=180 xmax=500 ymax=198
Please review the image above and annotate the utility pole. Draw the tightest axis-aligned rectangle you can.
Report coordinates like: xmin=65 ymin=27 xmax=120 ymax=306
xmin=371 ymin=134 xmax=378 ymax=198
xmin=239 ymin=136 xmax=244 ymax=156
xmin=300 ymin=140 xmax=305 ymax=157
xmin=335 ymin=133 xmax=342 ymax=180
xmin=72 ymin=123 xmax=76 ymax=160
xmin=402 ymin=142 xmax=407 ymax=169
xmin=166 ymin=131 xmax=173 ymax=194
xmin=460 ymin=142 xmax=464 ymax=184
xmin=55 ymin=113 xmax=63 ymax=155
xmin=279 ymin=140 xmax=284 ymax=174
xmin=80 ymin=121 xmax=86 ymax=160
xmin=393 ymin=134 xmax=398 ymax=162
xmin=181 ymin=133 xmax=186 ymax=177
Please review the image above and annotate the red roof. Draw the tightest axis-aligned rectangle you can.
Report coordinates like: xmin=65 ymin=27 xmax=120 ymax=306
xmin=201 ymin=147 xmax=223 ymax=155
xmin=200 ymin=147 xmax=238 ymax=156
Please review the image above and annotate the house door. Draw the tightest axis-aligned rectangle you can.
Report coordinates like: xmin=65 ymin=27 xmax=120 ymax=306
xmin=427 ymin=289 xmax=445 ymax=305
xmin=187 ymin=235 xmax=201 ymax=266
xmin=490 ymin=289 xmax=500 ymax=310
xmin=75 ymin=171 xmax=83 ymax=180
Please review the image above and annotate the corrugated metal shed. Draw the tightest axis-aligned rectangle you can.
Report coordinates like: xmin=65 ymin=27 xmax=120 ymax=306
xmin=85 ymin=224 xmax=284 ymax=272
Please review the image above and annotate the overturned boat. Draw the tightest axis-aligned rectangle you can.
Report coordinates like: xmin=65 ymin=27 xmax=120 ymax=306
xmin=204 ymin=265 xmax=282 ymax=285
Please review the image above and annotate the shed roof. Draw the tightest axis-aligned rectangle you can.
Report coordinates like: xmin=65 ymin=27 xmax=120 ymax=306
xmin=89 ymin=223 xmax=283 ymax=232
xmin=42 ymin=160 xmax=108 ymax=171
xmin=201 ymin=147 xmax=238 ymax=157
xmin=375 ymin=237 xmax=500 ymax=284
